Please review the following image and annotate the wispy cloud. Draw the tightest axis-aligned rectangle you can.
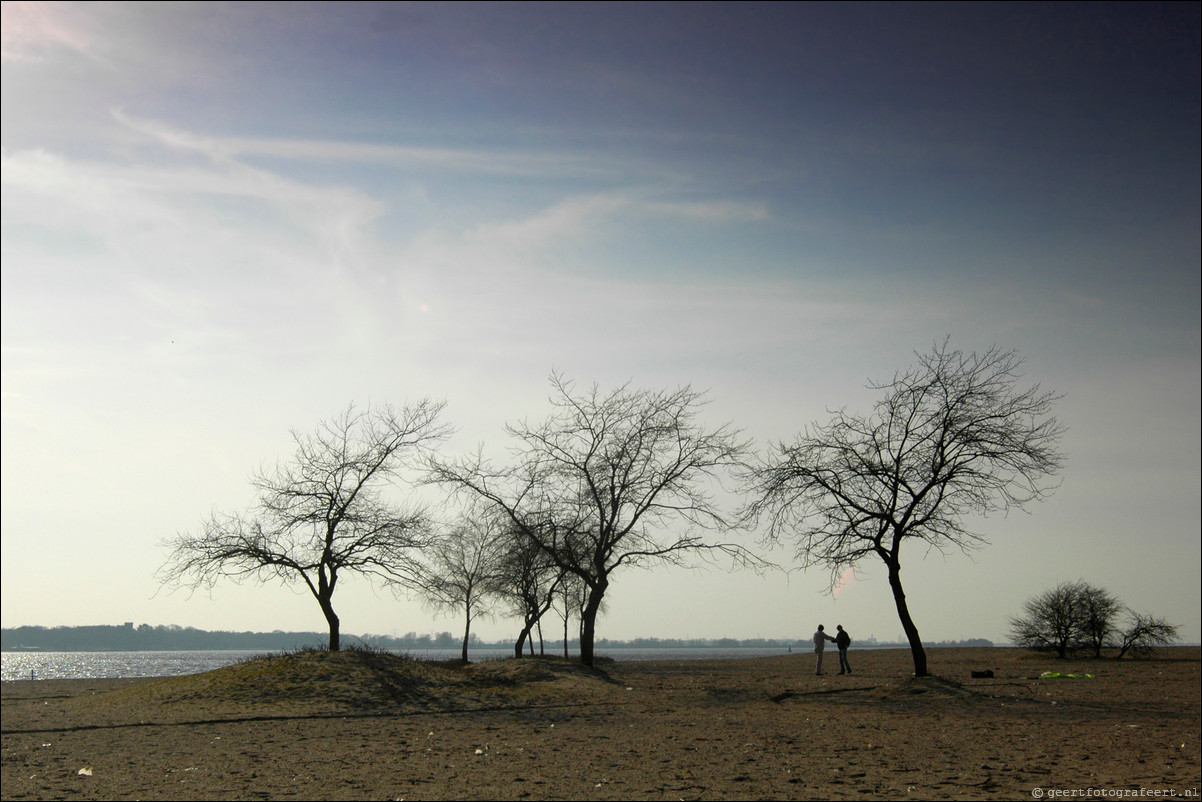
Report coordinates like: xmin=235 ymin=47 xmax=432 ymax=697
xmin=456 ymin=191 xmax=769 ymax=255
xmin=4 ymin=116 xmax=385 ymax=273
xmin=1 ymin=1 xmax=103 ymax=63
xmin=111 ymin=109 xmax=641 ymax=181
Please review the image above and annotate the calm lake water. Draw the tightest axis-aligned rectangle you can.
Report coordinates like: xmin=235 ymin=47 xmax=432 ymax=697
xmin=2 ymin=646 xmax=799 ymax=681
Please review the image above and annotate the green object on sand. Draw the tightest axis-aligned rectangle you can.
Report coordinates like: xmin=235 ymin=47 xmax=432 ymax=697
xmin=1038 ymin=671 xmax=1094 ymax=679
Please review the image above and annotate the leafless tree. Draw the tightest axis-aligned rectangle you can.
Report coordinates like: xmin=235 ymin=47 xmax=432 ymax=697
xmin=417 ymin=502 xmax=507 ymax=662
xmin=1009 ymin=580 xmax=1090 ymax=657
xmin=429 ymin=373 xmax=758 ymax=666
xmin=744 ymin=340 xmax=1065 ymax=676
xmin=1116 ymin=612 xmax=1180 ymax=658
xmin=159 ymin=401 xmax=452 ymax=651
xmin=1078 ymin=584 xmax=1122 ymax=657
xmin=490 ymin=521 xmax=565 ymax=658
xmin=551 ymin=570 xmax=590 ymax=659
xmin=1010 ymin=582 xmax=1179 ymax=659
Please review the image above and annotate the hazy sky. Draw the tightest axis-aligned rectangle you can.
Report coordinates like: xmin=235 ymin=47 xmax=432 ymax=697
xmin=3 ymin=2 xmax=1199 ymax=647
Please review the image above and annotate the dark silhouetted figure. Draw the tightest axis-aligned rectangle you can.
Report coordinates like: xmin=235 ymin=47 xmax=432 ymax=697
xmin=835 ymin=624 xmax=852 ymax=674
xmin=812 ymin=624 xmax=836 ymax=675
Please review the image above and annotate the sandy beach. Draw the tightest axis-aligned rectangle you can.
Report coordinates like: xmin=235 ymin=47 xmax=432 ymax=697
xmin=2 ymin=646 xmax=1198 ymax=800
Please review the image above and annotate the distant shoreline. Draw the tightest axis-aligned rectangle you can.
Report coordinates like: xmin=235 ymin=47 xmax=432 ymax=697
xmin=1 ymin=623 xmax=993 ymax=652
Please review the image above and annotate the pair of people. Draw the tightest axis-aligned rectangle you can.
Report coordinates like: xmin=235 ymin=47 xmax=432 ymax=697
xmin=812 ymin=624 xmax=851 ymax=675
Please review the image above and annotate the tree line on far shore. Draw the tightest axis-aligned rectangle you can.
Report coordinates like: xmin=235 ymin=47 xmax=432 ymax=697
xmin=2 ymin=624 xmax=330 ymax=652
xmin=1 ymin=624 xmax=996 ymax=653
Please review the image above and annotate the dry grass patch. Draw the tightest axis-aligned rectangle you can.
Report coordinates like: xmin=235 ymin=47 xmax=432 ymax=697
xmin=24 ymin=650 xmax=625 ymax=728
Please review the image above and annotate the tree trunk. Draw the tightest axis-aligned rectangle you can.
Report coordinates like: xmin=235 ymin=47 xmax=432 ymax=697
xmin=320 ymin=596 xmax=340 ymax=652
xmin=318 ymin=565 xmax=339 ymax=651
xmin=514 ymin=625 xmax=531 ymax=658
xmin=578 ymin=581 xmax=606 ymax=667
xmin=886 ymin=561 xmax=926 ymax=676
xmin=579 ymin=609 xmax=596 ymax=666
xmin=460 ymin=611 xmax=471 ymax=663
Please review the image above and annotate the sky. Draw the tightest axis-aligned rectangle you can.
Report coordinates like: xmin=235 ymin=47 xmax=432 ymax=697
xmin=2 ymin=1 xmax=1199 ymax=648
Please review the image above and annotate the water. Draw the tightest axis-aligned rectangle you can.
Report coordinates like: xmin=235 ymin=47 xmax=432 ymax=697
xmin=2 ymin=650 xmax=262 ymax=681
xmin=2 ymin=646 xmax=796 ymax=681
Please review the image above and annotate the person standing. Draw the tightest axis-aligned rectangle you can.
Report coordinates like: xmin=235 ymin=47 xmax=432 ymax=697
xmin=812 ymin=624 xmax=836 ymax=675
xmin=835 ymin=624 xmax=852 ymax=674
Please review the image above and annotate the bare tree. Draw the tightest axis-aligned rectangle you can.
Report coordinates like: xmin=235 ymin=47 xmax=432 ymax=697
xmin=490 ymin=521 xmax=565 ymax=658
xmin=1116 ymin=612 xmax=1180 ymax=658
xmin=1009 ymin=580 xmax=1090 ymax=657
xmin=1078 ymin=583 xmax=1122 ymax=658
xmin=551 ymin=570 xmax=590 ymax=659
xmin=1011 ymin=582 xmax=1180 ymax=659
xmin=417 ymin=503 xmax=507 ymax=662
xmin=744 ymin=341 xmax=1065 ymax=676
xmin=430 ymin=373 xmax=757 ymax=667
xmin=159 ymin=401 xmax=452 ymax=651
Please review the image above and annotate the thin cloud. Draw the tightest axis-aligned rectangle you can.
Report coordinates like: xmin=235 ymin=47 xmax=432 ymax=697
xmin=1 ymin=1 xmax=102 ymax=63
xmin=3 ymin=136 xmax=384 ymax=273
xmin=457 ymin=192 xmax=769 ymax=256
xmin=111 ymin=109 xmax=637 ymax=181
xmin=226 ymin=137 xmax=622 ymax=180
xmin=640 ymin=198 xmax=770 ymax=223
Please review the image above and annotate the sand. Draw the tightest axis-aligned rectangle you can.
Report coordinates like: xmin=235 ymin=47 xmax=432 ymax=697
xmin=2 ymin=646 xmax=1198 ymax=800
